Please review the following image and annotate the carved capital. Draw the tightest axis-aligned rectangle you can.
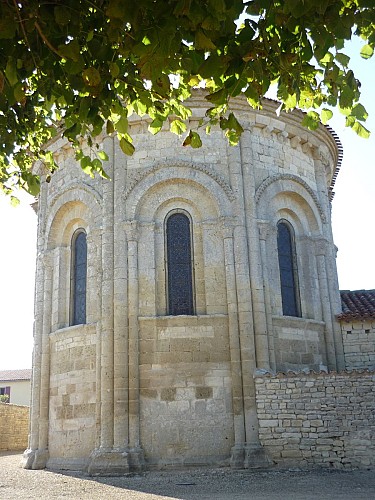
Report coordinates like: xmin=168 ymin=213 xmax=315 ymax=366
xmin=314 ymin=237 xmax=329 ymax=256
xmin=220 ymin=216 xmax=236 ymax=238
xmin=124 ymin=220 xmax=139 ymax=241
xmin=257 ymin=220 xmax=271 ymax=241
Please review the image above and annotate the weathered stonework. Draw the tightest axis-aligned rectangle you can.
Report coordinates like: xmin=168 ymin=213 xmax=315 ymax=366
xmin=25 ymin=95 xmax=374 ymax=473
xmin=255 ymin=371 xmax=375 ymax=469
xmin=0 ymin=404 xmax=29 ymax=451
xmin=340 ymin=320 xmax=375 ymax=370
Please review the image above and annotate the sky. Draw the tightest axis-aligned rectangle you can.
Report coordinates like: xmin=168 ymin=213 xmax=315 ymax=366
xmin=0 ymin=39 xmax=374 ymax=371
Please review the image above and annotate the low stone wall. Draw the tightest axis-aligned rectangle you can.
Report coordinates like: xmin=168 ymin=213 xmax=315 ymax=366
xmin=255 ymin=371 xmax=375 ymax=469
xmin=0 ymin=403 xmax=29 ymax=451
xmin=341 ymin=320 xmax=375 ymax=370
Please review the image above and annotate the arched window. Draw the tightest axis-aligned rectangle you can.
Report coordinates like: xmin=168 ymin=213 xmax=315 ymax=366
xmin=166 ymin=212 xmax=194 ymax=315
xmin=277 ymin=221 xmax=301 ymax=317
xmin=71 ymin=230 xmax=87 ymax=325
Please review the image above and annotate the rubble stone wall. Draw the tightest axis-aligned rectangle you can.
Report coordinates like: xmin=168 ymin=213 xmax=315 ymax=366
xmin=0 ymin=403 xmax=29 ymax=451
xmin=255 ymin=371 xmax=375 ymax=469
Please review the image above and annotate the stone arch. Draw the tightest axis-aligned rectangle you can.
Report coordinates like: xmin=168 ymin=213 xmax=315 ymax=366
xmin=255 ymin=173 xmax=326 ymax=226
xmin=43 ymin=186 xmax=101 ymax=330
xmin=45 ymin=185 xmax=101 ymax=250
xmin=256 ymin=174 xmax=326 ymax=321
xmin=125 ymin=162 xmax=234 ymax=221
xmin=256 ymin=175 xmax=324 ymax=235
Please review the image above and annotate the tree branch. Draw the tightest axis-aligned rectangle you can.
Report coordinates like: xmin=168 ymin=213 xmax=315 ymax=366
xmin=34 ymin=21 xmax=64 ymax=58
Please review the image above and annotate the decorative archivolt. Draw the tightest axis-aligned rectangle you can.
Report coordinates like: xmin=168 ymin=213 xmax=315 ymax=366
xmin=123 ymin=160 xmax=236 ymax=202
xmin=44 ymin=182 xmax=102 ymax=247
xmin=48 ymin=181 xmax=102 ymax=214
xmin=254 ymin=173 xmax=327 ymax=223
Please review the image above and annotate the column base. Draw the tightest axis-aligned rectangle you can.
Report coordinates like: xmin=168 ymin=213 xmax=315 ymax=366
xmin=87 ymin=449 xmax=130 ymax=476
xmin=244 ymin=443 xmax=272 ymax=469
xmin=22 ymin=448 xmax=49 ymax=469
xmin=128 ymin=446 xmax=145 ymax=472
xmin=230 ymin=444 xmax=245 ymax=469
xmin=22 ymin=449 xmax=36 ymax=469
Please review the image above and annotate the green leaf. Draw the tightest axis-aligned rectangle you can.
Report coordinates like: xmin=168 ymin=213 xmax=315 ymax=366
xmin=227 ymin=113 xmax=244 ymax=135
xmin=106 ymin=120 xmax=115 ymax=135
xmin=335 ymin=52 xmax=350 ymax=67
xmin=352 ymin=121 xmax=370 ymax=139
xmin=170 ymin=119 xmax=187 ymax=136
xmin=115 ymin=115 xmax=128 ymax=134
xmin=5 ymin=59 xmax=17 ymax=86
xmin=82 ymin=67 xmax=101 ymax=87
xmin=205 ymin=88 xmax=228 ymax=105
xmin=58 ymin=39 xmax=81 ymax=62
xmin=351 ymin=103 xmax=368 ymax=122
xmin=109 ymin=62 xmax=120 ymax=78
xmin=148 ymin=117 xmax=164 ymax=135
xmin=321 ymin=108 xmax=333 ymax=125
xmin=195 ymin=30 xmax=216 ymax=50
xmin=120 ymin=137 xmax=135 ymax=156
xmin=301 ymin=111 xmax=320 ymax=130
xmin=98 ymin=150 xmax=109 ymax=161
xmin=360 ymin=44 xmax=374 ymax=60
xmin=183 ymin=131 xmax=202 ymax=148
xmin=10 ymin=196 xmax=20 ymax=207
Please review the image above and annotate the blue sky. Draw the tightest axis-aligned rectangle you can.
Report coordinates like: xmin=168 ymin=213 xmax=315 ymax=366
xmin=0 ymin=39 xmax=373 ymax=370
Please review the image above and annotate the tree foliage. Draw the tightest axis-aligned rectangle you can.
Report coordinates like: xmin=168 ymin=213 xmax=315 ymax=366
xmin=0 ymin=0 xmax=374 ymax=196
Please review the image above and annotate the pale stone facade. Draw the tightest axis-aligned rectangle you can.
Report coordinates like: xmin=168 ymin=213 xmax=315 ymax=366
xmin=24 ymin=95 xmax=360 ymax=473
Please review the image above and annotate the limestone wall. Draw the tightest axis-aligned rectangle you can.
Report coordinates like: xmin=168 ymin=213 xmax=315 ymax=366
xmin=47 ymin=324 xmax=97 ymax=469
xmin=0 ymin=403 xmax=29 ymax=451
xmin=139 ymin=315 xmax=234 ymax=467
xmin=341 ymin=320 xmax=375 ymax=370
xmin=255 ymin=371 xmax=375 ymax=469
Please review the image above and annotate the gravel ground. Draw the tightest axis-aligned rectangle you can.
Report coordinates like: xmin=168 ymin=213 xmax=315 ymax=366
xmin=1 ymin=452 xmax=374 ymax=500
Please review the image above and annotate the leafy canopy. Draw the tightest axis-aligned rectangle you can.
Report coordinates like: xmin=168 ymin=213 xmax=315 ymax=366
xmin=0 ymin=0 xmax=374 ymax=197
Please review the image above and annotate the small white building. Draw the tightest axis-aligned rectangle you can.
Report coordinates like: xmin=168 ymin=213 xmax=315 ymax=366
xmin=0 ymin=369 xmax=31 ymax=406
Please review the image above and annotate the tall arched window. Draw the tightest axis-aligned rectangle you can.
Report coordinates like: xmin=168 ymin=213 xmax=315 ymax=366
xmin=277 ymin=220 xmax=301 ymax=317
xmin=71 ymin=230 xmax=87 ymax=325
xmin=166 ymin=212 xmax=194 ymax=315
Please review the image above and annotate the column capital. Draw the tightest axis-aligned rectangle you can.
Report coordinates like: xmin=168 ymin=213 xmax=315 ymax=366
xmin=314 ymin=237 xmax=329 ymax=256
xmin=220 ymin=216 xmax=236 ymax=238
xmin=257 ymin=220 xmax=271 ymax=241
xmin=124 ymin=220 xmax=139 ymax=241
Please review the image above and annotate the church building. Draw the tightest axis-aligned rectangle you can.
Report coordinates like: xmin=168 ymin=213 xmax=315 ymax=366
xmin=24 ymin=94 xmax=371 ymax=473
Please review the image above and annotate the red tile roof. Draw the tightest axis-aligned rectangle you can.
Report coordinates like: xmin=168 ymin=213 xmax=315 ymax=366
xmin=338 ymin=290 xmax=375 ymax=321
xmin=0 ymin=369 xmax=32 ymax=381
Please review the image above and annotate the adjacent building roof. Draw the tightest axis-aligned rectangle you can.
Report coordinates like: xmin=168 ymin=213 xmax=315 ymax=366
xmin=0 ymin=369 xmax=32 ymax=382
xmin=338 ymin=290 xmax=375 ymax=321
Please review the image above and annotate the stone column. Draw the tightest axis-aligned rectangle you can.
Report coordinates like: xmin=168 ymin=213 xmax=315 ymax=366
xmin=31 ymin=252 xmax=53 ymax=469
xmin=126 ymin=220 xmax=145 ymax=471
xmin=314 ymin=153 xmax=345 ymax=370
xmin=113 ymin=234 xmax=129 ymax=452
xmin=23 ymin=176 xmax=49 ymax=469
xmin=23 ymin=246 xmax=45 ymax=468
xmin=315 ymin=238 xmax=335 ymax=370
xmin=258 ymin=221 xmax=276 ymax=371
xmin=113 ymin=142 xmax=129 ymax=453
xmin=239 ymin=129 xmax=270 ymax=370
xmin=88 ymin=138 xmax=129 ymax=475
xmin=222 ymin=220 xmax=246 ymax=467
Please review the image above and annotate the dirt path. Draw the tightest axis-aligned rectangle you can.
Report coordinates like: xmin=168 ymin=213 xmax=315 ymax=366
xmin=1 ymin=452 xmax=374 ymax=499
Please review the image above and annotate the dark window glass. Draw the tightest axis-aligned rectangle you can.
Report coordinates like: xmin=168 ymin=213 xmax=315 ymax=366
xmin=166 ymin=213 xmax=194 ymax=315
xmin=277 ymin=221 xmax=301 ymax=317
xmin=71 ymin=231 xmax=87 ymax=325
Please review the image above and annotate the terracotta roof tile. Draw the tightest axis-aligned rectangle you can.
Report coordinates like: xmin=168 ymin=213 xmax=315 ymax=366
xmin=0 ymin=369 xmax=32 ymax=381
xmin=338 ymin=290 xmax=375 ymax=321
